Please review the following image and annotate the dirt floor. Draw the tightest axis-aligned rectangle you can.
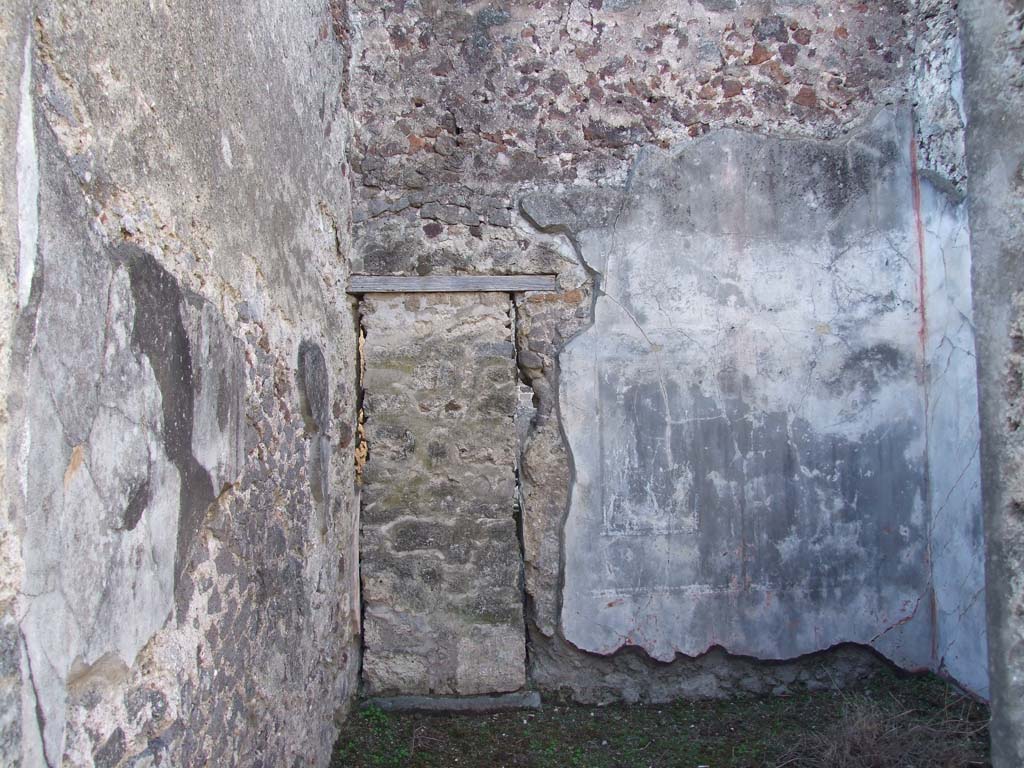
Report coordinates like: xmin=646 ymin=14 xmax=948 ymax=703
xmin=331 ymin=670 xmax=989 ymax=768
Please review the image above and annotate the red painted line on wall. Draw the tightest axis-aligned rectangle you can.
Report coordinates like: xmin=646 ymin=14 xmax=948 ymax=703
xmin=910 ymin=136 xmax=939 ymax=666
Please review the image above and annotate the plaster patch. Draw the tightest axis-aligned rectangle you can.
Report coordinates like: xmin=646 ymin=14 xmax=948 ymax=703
xmin=555 ymin=109 xmax=952 ymax=671
xmin=220 ymin=131 xmax=233 ymax=168
xmin=16 ymin=36 xmax=39 ymax=309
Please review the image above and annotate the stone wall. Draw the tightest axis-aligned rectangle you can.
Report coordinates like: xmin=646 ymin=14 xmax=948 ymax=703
xmin=349 ymin=0 xmax=988 ymax=704
xmin=958 ymin=0 xmax=1024 ymax=765
xmin=360 ymin=292 xmax=525 ymax=696
xmin=0 ymin=1 xmax=360 ymax=765
xmin=349 ymin=0 xmax=913 ymax=204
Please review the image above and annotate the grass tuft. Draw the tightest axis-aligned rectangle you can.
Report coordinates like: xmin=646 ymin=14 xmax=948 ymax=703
xmin=776 ymin=678 xmax=989 ymax=768
xmin=331 ymin=671 xmax=989 ymax=768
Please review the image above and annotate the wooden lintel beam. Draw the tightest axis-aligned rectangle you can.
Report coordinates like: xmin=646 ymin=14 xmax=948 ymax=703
xmin=346 ymin=274 xmax=557 ymax=294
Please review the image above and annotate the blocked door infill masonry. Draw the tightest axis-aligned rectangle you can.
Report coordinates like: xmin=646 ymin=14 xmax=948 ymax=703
xmin=353 ymin=278 xmax=554 ymax=696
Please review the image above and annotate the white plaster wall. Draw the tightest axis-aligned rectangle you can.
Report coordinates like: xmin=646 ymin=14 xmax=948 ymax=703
xmin=921 ymin=178 xmax=988 ymax=697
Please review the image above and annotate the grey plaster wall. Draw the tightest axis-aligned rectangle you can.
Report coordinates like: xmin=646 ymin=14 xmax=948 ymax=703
xmin=360 ymin=293 xmax=526 ymax=696
xmin=527 ymin=107 xmax=986 ymax=693
xmin=0 ymin=1 xmax=360 ymax=765
xmin=958 ymin=0 xmax=1024 ymax=764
